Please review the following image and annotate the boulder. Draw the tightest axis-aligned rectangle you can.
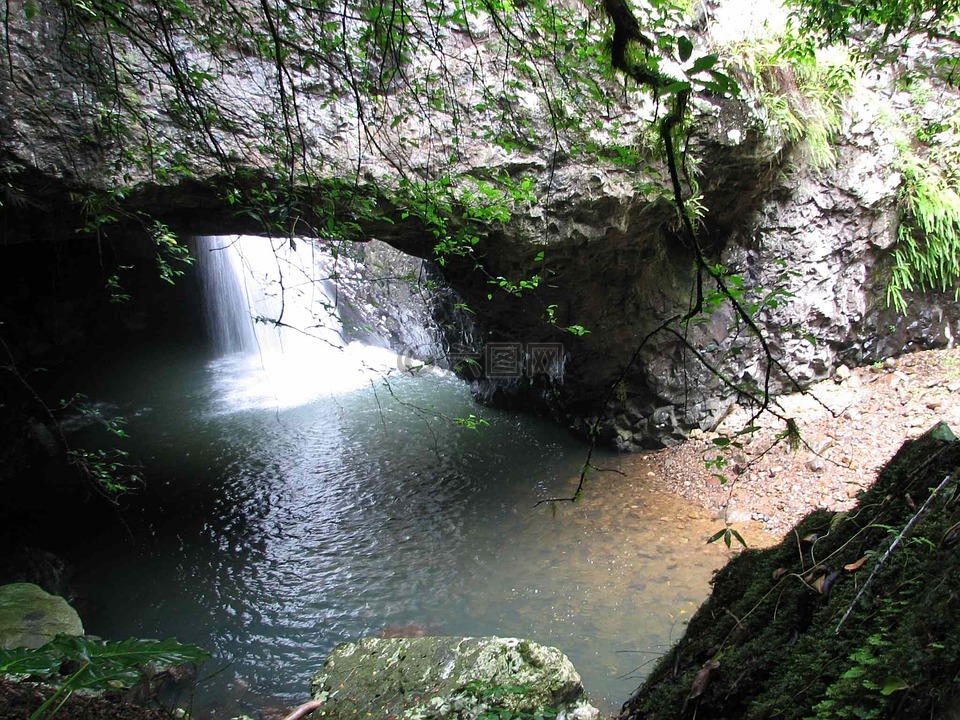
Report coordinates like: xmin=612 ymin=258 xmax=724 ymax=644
xmin=311 ymin=636 xmax=599 ymax=720
xmin=0 ymin=582 xmax=83 ymax=650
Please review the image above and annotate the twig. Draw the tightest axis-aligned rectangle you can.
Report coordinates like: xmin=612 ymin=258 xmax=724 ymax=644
xmin=282 ymin=699 xmax=324 ymax=720
xmin=834 ymin=473 xmax=955 ymax=635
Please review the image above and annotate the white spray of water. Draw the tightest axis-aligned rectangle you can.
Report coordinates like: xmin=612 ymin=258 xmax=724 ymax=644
xmin=195 ymin=235 xmax=399 ymax=410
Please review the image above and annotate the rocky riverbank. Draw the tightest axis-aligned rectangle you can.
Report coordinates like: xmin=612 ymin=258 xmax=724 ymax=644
xmin=617 ymin=347 xmax=960 ymax=543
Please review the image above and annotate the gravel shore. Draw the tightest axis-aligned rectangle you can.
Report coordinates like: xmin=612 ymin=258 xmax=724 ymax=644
xmin=628 ymin=347 xmax=960 ymax=544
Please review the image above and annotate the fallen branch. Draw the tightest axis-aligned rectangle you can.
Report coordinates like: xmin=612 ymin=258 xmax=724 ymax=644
xmin=834 ymin=472 xmax=955 ymax=635
xmin=282 ymin=699 xmax=324 ymax=720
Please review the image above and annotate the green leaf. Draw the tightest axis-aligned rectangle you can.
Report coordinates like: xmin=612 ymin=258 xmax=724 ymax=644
xmin=880 ymin=675 xmax=910 ymax=696
xmin=0 ymin=646 xmax=62 ymax=677
xmin=690 ymin=54 xmax=719 ymax=73
xmin=729 ymin=529 xmax=748 ymax=548
xmin=661 ymin=81 xmax=692 ymax=95
xmin=678 ymin=36 xmax=693 ymax=63
xmin=706 ymin=528 xmax=727 ymax=545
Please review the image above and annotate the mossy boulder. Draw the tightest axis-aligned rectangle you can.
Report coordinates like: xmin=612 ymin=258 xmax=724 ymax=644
xmin=310 ymin=636 xmax=599 ymax=720
xmin=0 ymin=582 xmax=83 ymax=650
xmin=622 ymin=422 xmax=960 ymax=719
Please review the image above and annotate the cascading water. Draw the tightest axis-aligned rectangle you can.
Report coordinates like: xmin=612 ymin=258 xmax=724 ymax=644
xmin=194 ymin=235 xmax=399 ymax=409
xmin=45 ymin=233 xmax=748 ymax=720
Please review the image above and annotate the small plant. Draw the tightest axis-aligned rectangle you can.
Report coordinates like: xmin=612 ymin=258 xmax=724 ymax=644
xmin=453 ymin=414 xmax=490 ymax=431
xmin=724 ymin=27 xmax=856 ymax=171
xmin=706 ymin=525 xmax=749 ymax=549
xmin=887 ymin=152 xmax=960 ymax=312
xmin=152 ymin=221 xmax=194 ymax=285
xmin=58 ymin=396 xmax=140 ymax=494
xmin=459 ymin=681 xmax=559 ymax=720
xmin=0 ymin=635 xmax=211 ymax=720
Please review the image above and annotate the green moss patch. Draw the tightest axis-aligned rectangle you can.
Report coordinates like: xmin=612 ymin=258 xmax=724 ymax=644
xmin=623 ymin=422 xmax=960 ymax=719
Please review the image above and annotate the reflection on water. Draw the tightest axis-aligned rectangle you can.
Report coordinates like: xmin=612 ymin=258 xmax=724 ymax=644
xmin=61 ymin=348 xmax=742 ymax=718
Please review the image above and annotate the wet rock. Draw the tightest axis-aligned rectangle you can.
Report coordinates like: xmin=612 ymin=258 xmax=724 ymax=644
xmin=0 ymin=547 xmax=71 ymax=598
xmin=311 ymin=637 xmax=599 ymax=720
xmin=3 ymin=0 xmax=960 ymax=450
xmin=0 ymin=582 xmax=83 ymax=649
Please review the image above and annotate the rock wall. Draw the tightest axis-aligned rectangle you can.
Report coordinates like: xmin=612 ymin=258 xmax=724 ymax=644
xmin=2 ymin=0 xmax=958 ymax=449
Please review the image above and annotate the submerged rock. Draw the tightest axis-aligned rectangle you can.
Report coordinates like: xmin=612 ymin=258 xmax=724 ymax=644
xmin=0 ymin=582 xmax=83 ymax=650
xmin=311 ymin=636 xmax=599 ymax=720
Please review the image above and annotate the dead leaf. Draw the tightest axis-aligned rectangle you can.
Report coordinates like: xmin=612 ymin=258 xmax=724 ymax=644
xmin=811 ymin=574 xmax=826 ymax=594
xmin=801 ymin=533 xmax=819 ymax=545
xmin=772 ymin=567 xmax=788 ymax=581
xmin=688 ymin=659 xmax=720 ymax=700
xmin=844 ymin=556 xmax=869 ymax=572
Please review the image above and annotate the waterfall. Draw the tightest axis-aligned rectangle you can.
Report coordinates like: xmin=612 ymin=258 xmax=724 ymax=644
xmin=194 ymin=235 xmax=398 ymax=409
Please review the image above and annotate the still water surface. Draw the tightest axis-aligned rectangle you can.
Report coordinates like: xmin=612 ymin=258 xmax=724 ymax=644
xmin=61 ymin=346 xmax=737 ymax=718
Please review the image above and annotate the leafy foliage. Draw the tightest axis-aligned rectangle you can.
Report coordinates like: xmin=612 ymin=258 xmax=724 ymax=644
xmin=885 ymin=81 xmax=960 ymax=310
xmin=888 ymin=156 xmax=960 ymax=311
xmin=0 ymin=635 xmax=211 ymax=720
xmin=724 ymin=29 xmax=856 ymax=170
xmin=789 ymin=0 xmax=960 ymax=57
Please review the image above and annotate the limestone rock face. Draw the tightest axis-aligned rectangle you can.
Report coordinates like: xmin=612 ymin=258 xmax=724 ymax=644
xmin=0 ymin=582 xmax=84 ymax=650
xmin=310 ymin=636 xmax=599 ymax=720
xmin=2 ymin=0 xmax=960 ymax=448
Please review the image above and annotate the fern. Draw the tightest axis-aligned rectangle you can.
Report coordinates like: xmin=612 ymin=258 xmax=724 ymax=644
xmin=888 ymin=158 xmax=960 ymax=312
xmin=725 ymin=31 xmax=855 ymax=171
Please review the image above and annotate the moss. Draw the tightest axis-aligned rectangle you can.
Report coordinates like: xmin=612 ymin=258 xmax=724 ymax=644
xmin=623 ymin=423 xmax=960 ymax=719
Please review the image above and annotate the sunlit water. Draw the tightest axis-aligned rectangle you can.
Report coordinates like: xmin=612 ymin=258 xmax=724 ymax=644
xmin=57 ymin=344 xmax=741 ymax=719
xmin=50 ymin=236 xmax=744 ymax=718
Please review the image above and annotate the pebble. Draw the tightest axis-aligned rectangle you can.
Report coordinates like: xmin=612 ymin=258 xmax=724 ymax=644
xmin=807 ymin=457 xmax=826 ymax=473
xmin=635 ymin=348 xmax=960 ymax=549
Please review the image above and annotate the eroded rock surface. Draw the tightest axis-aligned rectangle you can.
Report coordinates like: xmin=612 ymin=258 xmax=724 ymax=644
xmin=311 ymin=636 xmax=599 ymax=720
xmin=2 ymin=0 xmax=959 ymax=447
